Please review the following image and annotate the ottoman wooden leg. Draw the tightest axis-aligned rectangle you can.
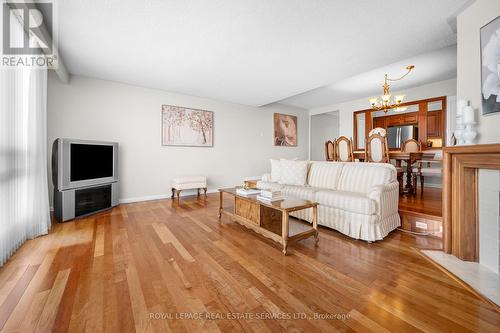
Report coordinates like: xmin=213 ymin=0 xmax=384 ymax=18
xmin=197 ymin=188 xmax=200 ymax=197
xmin=203 ymin=187 xmax=207 ymax=198
xmin=171 ymin=188 xmax=175 ymax=199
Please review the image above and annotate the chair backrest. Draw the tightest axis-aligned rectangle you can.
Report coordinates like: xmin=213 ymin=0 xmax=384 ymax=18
xmin=368 ymin=127 xmax=387 ymax=137
xmin=402 ymin=139 xmax=421 ymax=152
xmin=325 ymin=140 xmax=335 ymax=161
xmin=335 ymin=136 xmax=354 ymax=162
xmin=365 ymin=133 xmax=390 ymax=163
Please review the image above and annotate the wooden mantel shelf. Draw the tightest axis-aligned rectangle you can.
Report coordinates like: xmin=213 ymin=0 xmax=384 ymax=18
xmin=443 ymin=143 xmax=500 ymax=261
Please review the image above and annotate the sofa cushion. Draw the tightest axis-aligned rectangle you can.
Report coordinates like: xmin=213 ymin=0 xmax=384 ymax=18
xmin=337 ymin=162 xmax=396 ymax=194
xmin=315 ymin=190 xmax=377 ymax=215
xmin=282 ymin=185 xmax=317 ymax=201
xmin=256 ymin=180 xmax=284 ymax=191
xmin=307 ymin=162 xmax=344 ymax=190
xmin=279 ymin=159 xmax=308 ymax=186
xmin=270 ymin=159 xmax=281 ymax=182
xmin=270 ymin=158 xmax=299 ymax=182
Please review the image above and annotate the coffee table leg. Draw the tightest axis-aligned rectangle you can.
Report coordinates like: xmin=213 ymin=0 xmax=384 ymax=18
xmin=312 ymin=205 xmax=319 ymax=246
xmin=282 ymin=212 xmax=289 ymax=255
xmin=218 ymin=191 xmax=223 ymax=221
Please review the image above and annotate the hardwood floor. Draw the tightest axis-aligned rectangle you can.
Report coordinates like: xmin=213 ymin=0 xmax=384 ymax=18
xmin=399 ymin=187 xmax=442 ymax=219
xmin=0 ymin=194 xmax=498 ymax=332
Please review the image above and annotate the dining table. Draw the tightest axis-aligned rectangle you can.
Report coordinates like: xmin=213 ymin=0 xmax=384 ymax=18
xmin=352 ymin=150 xmax=437 ymax=194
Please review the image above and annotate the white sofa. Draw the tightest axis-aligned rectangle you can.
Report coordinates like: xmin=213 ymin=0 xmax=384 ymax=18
xmin=257 ymin=161 xmax=400 ymax=242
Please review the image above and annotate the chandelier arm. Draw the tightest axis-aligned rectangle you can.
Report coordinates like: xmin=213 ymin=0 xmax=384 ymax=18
xmin=371 ymin=104 xmax=393 ymax=111
xmin=386 ymin=66 xmax=414 ymax=82
xmin=372 ymin=101 xmax=402 ymax=111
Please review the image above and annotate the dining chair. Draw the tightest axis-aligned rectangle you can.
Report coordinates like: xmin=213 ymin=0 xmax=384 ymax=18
xmin=401 ymin=139 xmax=421 ymax=153
xmin=368 ymin=127 xmax=387 ymax=138
xmin=400 ymin=139 xmax=422 ymax=195
xmin=365 ymin=133 xmax=390 ymax=163
xmin=412 ymin=153 xmax=442 ymax=194
xmin=366 ymin=132 xmax=404 ymax=192
xmin=325 ymin=140 xmax=336 ymax=161
xmin=335 ymin=136 xmax=354 ymax=162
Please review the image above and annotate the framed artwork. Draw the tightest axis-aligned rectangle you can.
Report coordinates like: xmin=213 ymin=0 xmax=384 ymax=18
xmin=273 ymin=113 xmax=297 ymax=146
xmin=481 ymin=15 xmax=500 ymax=115
xmin=162 ymin=105 xmax=213 ymax=147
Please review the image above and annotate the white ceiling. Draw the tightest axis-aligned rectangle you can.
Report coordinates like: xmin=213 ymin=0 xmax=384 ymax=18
xmin=54 ymin=0 xmax=469 ymax=107
xmin=280 ymin=45 xmax=458 ymax=109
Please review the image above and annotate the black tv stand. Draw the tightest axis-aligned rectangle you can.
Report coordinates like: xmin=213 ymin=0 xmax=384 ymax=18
xmin=54 ymin=182 xmax=118 ymax=222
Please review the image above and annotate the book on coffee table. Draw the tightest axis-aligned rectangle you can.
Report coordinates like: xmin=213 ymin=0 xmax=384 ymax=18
xmin=260 ymin=189 xmax=282 ymax=199
xmin=235 ymin=188 xmax=261 ymax=196
xmin=256 ymin=194 xmax=284 ymax=202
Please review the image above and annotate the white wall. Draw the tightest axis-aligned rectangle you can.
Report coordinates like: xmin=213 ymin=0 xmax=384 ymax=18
xmin=309 ymin=78 xmax=457 ymax=140
xmin=457 ymin=0 xmax=500 ymax=144
xmin=47 ymin=73 xmax=308 ymax=203
xmin=310 ymin=113 xmax=339 ymax=161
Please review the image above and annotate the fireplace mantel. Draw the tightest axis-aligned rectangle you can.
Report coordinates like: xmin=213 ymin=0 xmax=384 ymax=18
xmin=443 ymin=144 xmax=500 ymax=261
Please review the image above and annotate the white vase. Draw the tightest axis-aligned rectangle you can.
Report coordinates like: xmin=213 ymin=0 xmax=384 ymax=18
xmin=454 ymin=115 xmax=466 ymax=145
xmin=463 ymin=124 xmax=477 ymax=145
xmin=462 ymin=106 xmax=475 ymax=124
xmin=457 ymin=100 xmax=467 ymax=117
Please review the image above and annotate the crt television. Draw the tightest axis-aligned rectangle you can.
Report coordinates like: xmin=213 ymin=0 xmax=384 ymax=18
xmin=52 ymin=138 xmax=119 ymax=191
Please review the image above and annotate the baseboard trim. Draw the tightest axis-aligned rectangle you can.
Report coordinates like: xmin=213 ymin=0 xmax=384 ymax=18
xmin=51 ymin=189 xmax=220 ymax=210
xmin=119 ymin=194 xmax=171 ymax=204
xmin=119 ymin=188 xmax=218 ymax=204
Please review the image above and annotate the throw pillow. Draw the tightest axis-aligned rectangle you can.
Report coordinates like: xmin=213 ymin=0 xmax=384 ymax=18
xmin=270 ymin=159 xmax=281 ymax=182
xmin=279 ymin=159 xmax=308 ymax=186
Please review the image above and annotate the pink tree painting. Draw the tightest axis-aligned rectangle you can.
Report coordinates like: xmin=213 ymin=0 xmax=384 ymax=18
xmin=162 ymin=105 xmax=214 ymax=146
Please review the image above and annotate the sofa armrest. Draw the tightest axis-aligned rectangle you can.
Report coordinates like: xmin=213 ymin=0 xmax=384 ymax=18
xmin=367 ymin=182 xmax=399 ymax=219
xmin=261 ymin=173 xmax=272 ymax=182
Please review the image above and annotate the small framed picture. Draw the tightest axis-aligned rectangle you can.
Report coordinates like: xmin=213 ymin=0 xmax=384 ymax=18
xmin=273 ymin=113 xmax=297 ymax=146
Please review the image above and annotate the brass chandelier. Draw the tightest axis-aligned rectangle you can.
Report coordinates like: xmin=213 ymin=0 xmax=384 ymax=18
xmin=369 ymin=65 xmax=415 ymax=113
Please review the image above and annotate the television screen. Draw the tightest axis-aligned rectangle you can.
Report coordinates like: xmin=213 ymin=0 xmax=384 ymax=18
xmin=70 ymin=144 xmax=114 ymax=181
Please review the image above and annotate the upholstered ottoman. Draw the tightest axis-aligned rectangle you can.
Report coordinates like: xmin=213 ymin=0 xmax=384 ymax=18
xmin=171 ymin=176 xmax=207 ymax=201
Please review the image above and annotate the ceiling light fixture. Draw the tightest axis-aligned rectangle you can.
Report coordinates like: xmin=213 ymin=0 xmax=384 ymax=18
xmin=369 ymin=65 xmax=415 ymax=113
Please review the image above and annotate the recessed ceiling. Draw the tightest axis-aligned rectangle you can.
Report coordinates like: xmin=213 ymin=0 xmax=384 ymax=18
xmin=54 ymin=0 xmax=469 ymax=107
xmin=280 ymin=45 xmax=458 ymax=109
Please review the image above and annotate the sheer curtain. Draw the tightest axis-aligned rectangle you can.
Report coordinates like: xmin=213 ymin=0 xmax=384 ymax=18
xmin=0 ymin=21 xmax=51 ymax=266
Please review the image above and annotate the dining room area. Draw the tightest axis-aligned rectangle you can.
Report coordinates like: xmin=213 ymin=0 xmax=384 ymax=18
xmin=318 ymin=96 xmax=447 ymax=243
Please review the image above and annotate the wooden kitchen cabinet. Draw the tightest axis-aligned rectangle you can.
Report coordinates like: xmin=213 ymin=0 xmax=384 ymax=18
xmin=373 ymin=117 xmax=386 ymax=128
xmin=427 ymin=111 xmax=442 ymax=137
xmin=403 ymin=113 xmax=418 ymax=124
xmin=386 ymin=116 xmax=403 ymax=127
xmin=374 ymin=112 xmax=417 ymax=128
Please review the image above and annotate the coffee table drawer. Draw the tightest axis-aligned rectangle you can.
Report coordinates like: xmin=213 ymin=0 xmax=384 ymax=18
xmin=235 ymin=197 xmax=260 ymax=225
xmin=260 ymin=205 xmax=282 ymax=235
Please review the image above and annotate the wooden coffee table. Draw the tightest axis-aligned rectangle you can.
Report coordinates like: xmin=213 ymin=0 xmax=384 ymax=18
xmin=218 ymin=188 xmax=319 ymax=255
